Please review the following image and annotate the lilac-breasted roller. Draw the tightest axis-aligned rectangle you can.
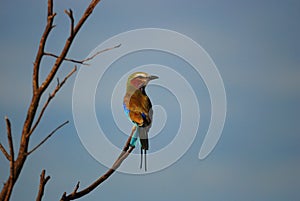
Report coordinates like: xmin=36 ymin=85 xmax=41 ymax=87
xmin=123 ymin=72 xmax=158 ymax=171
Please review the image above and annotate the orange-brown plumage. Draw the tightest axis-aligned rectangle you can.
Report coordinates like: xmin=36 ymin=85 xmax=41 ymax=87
xmin=124 ymin=87 xmax=152 ymax=127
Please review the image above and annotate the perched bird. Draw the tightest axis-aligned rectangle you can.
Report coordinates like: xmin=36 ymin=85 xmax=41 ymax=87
xmin=123 ymin=72 xmax=158 ymax=171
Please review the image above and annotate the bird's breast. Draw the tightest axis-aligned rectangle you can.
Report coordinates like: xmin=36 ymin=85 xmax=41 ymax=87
xmin=123 ymin=89 xmax=152 ymax=127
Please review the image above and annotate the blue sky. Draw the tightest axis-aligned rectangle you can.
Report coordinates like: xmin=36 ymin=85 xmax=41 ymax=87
xmin=1 ymin=0 xmax=300 ymax=200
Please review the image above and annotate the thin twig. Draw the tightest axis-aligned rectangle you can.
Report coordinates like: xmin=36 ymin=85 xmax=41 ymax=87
xmin=117 ymin=126 xmax=136 ymax=160
xmin=0 ymin=143 xmax=10 ymax=161
xmin=71 ymin=182 xmax=80 ymax=196
xmin=44 ymin=44 xmax=121 ymax=65
xmin=64 ymin=9 xmax=74 ymax=36
xmin=27 ymin=121 xmax=69 ymax=156
xmin=5 ymin=117 xmax=14 ymax=160
xmin=81 ymin=44 xmax=121 ymax=64
xmin=28 ymin=67 xmax=77 ymax=137
xmin=5 ymin=117 xmax=14 ymax=181
xmin=35 ymin=170 xmax=50 ymax=201
xmin=33 ymin=0 xmax=56 ymax=91
xmin=0 ymin=0 xmax=101 ymax=200
xmin=43 ymin=53 xmax=86 ymax=65
xmin=39 ymin=0 xmax=102 ymax=94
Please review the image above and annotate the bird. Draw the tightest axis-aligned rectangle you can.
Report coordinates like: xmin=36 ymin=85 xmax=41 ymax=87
xmin=123 ymin=72 xmax=158 ymax=171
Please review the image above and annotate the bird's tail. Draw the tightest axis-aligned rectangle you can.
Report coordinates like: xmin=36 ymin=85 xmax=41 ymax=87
xmin=139 ymin=126 xmax=149 ymax=150
xmin=139 ymin=127 xmax=148 ymax=171
xmin=129 ymin=126 xmax=149 ymax=149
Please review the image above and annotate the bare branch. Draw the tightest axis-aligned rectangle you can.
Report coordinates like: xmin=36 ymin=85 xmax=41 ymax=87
xmin=60 ymin=126 xmax=136 ymax=201
xmin=28 ymin=67 xmax=77 ymax=137
xmin=44 ymin=52 xmax=86 ymax=65
xmin=72 ymin=182 xmax=80 ymax=195
xmin=39 ymin=0 xmax=102 ymax=94
xmin=5 ymin=117 xmax=14 ymax=159
xmin=44 ymin=44 xmax=121 ymax=65
xmin=73 ymin=0 xmax=101 ymax=34
xmin=5 ymin=117 xmax=15 ymax=182
xmin=0 ymin=143 xmax=10 ymax=161
xmin=61 ymin=147 xmax=134 ymax=201
xmin=33 ymin=0 xmax=56 ymax=91
xmin=35 ymin=170 xmax=50 ymax=201
xmin=0 ymin=117 xmax=15 ymax=201
xmin=64 ymin=9 xmax=74 ymax=36
xmin=0 ymin=1 xmax=102 ymax=200
xmin=27 ymin=121 xmax=69 ymax=156
xmin=80 ymin=44 xmax=121 ymax=64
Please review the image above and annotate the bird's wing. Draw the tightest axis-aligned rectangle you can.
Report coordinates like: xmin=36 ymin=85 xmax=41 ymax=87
xmin=127 ymin=91 xmax=152 ymax=127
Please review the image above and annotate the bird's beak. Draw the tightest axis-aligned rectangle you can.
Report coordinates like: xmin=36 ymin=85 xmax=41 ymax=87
xmin=148 ymin=75 xmax=159 ymax=80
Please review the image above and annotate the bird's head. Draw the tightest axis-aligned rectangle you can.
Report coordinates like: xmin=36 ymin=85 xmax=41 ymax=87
xmin=127 ymin=72 xmax=158 ymax=90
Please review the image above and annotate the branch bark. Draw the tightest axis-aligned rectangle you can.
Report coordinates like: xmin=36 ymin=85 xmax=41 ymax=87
xmin=27 ymin=121 xmax=69 ymax=156
xmin=28 ymin=67 xmax=77 ymax=137
xmin=33 ymin=0 xmax=55 ymax=91
xmin=44 ymin=44 xmax=121 ymax=65
xmin=64 ymin=9 xmax=74 ymax=36
xmin=60 ymin=127 xmax=136 ymax=201
xmin=35 ymin=170 xmax=51 ymax=201
xmin=1 ymin=0 xmax=127 ymax=200
xmin=0 ymin=143 xmax=10 ymax=161
xmin=5 ymin=117 xmax=15 ymax=182
xmin=0 ymin=1 xmax=102 ymax=200
xmin=39 ymin=0 xmax=101 ymax=94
